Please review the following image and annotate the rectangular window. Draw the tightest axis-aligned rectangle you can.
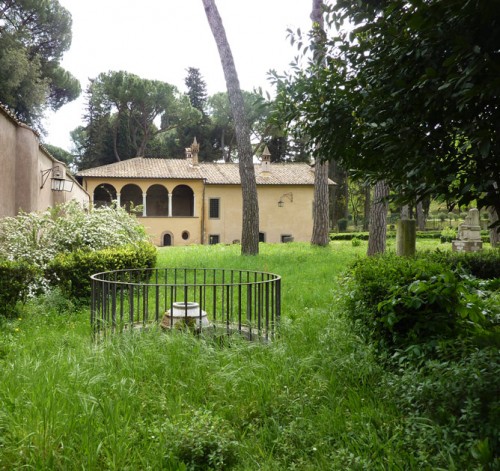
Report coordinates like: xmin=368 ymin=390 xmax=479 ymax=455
xmin=281 ymin=234 xmax=293 ymax=243
xmin=209 ymin=198 xmax=220 ymax=219
xmin=209 ymin=234 xmax=220 ymax=245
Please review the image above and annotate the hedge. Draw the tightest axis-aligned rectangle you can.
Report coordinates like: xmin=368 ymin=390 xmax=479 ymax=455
xmin=0 ymin=259 xmax=40 ymax=317
xmin=330 ymin=230 xmax=490 ymax=242
xmin=46 ymin=241 xmax=157 ymax=299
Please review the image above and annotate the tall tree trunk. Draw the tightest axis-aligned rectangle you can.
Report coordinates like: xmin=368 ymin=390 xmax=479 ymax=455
xmin=363 ymin=183 xmax=371 ymax=231
xmin=202 ymin=0 xmax=259 ymax=254
xmin=310 ymin=0 xmax=330 ymax=246
xmin=367 ymin=180 xmax=389 ymax=256
xmin=311 ymin=161 xmax=330 ymax=245
xmin=329 ymin=160 xmax=348 ymax=230
xmin=488 ymin=206 xmax=499 ymax=247
xmin=416 ymin=200 xmax=426 ymax=230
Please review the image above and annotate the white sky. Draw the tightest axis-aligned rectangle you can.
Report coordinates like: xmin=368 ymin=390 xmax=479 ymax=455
xmin=44 ymin=0 xmax=313 ymax=152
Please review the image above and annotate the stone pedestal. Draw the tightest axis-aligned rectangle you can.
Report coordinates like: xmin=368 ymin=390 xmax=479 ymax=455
xmin=452 ymin=240 xmax=482 ymax=252
xmin=161 ymin=302 xmax=209 ymax=330
xmin=452 ymin=208 xmax=482 ymax=252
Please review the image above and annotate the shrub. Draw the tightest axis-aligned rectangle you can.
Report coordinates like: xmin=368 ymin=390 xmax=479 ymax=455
xmin=47 ymin=241 xmax=157 ymax=299
xmin=163 ymin=409 xmax=239 ymax=470
xmin=384 ymin=346 xmax=500 ymax=469
xmin=440 ymin=227 xmax=456 ymax=243
xmin=0 ymin=201 xmax=151 ymax=293
xmin=0 ymin=259 xmax=40 ymax=316
xmin=351 ymin=236 xmax=361 ymax=247
xmin=426 ymin=249 xmax=500 ymax=279
xmin=343 ymin=254 xmax=490 ymax=353
xmin=337 ymin=218 xmax=348 ymax=232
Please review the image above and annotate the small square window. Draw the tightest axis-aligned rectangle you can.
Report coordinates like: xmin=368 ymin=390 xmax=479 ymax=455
xmin=209 ymin=234 xmax=220 ymax=245
xmin=209 ymin=198 xmax=220 ymax=219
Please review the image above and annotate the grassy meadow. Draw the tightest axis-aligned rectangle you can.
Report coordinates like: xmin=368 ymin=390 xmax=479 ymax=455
xmin=0 ymin=240 xmax=494 ymax=469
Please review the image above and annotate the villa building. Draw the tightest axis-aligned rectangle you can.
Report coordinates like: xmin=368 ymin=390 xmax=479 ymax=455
xmin=77 ymin=140 xmax=330 ymax=246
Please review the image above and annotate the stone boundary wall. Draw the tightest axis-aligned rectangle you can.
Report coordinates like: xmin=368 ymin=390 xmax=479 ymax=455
xmin=0 ymin=105 xmax=89 ymax=218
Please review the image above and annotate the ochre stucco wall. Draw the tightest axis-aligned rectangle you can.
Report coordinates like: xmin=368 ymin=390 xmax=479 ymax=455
xmin=204 ymin=185 xmax=313 ymax=244
xmin=82 ymin=176 xmax=315 ymax=246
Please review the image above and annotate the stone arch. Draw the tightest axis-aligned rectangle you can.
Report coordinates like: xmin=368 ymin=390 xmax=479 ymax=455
xmin=146 ymin=184 xmax=168 ymax=216
xmin=93 ymin=184 xmax=117 ymax=207
xmin=121 ymin=184 xmax=142 ymax=214
xmin=172 ymin=184 xmax=194 ymax=217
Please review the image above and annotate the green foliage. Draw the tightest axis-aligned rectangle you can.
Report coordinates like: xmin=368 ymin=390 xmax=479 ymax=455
xmin=274 ymin=0 xmax=500 ymax=214
xmin=0 ymin=242 xmax=497 ymax=469
xmin=75 ymin=71 xmax=200 ymax=168
xmin=426 ymin=249 xmax=500 ymax=280
xmin=0 ymin=0 xmax=80 ymax=127
xmin=351 ymin=236 xmax=361 ymax=247
xmin=344 ymin=254 xmax=493 ymax=352
xmin=384 ymin=346 xmax=500 ymax=469
xmin=47 ymin=241 xmax=157 ymax=299
xmin=0 ymin=201 xmax=151 ymax=293
xmin=440 ymin=226 xmax=456 ymax=243
xmin=337 ymin=218 xmax=348 ymax=232
xmin=164 ymin=409 xmax=239 ymax=470
xmin=0 ymin=259 xmax=39 ymax=316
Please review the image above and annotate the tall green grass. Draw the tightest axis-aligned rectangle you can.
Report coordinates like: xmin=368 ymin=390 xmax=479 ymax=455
xmin=0 ymin=241 xmax=457 ymax=469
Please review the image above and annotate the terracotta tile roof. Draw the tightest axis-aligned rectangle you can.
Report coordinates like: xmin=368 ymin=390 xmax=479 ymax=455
xmin=76 ymin=157 xmax=326 ymax=185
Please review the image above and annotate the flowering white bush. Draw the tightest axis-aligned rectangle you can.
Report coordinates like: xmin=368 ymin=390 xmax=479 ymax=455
xmin=0 ymin=201 xmax=150 ymax=292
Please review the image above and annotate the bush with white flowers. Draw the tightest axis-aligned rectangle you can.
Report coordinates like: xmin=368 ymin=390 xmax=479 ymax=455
xmin=0 ymin=201 xmax=151 ymax=294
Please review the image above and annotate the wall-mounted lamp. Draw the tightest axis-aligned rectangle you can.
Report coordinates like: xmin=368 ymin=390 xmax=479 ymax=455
xmin=40 ymin=165 xmax=74 ymax=192
xmin=278 ymin=192 xmax=293 ymax=207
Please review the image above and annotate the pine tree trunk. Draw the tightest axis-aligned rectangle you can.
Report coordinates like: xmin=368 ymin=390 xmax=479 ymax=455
xmin=202 ymin=0 xmax=259 ymax=254
xmin=488 ymin=206 xmax=499 ymax=247
xmin=310 ymin=0 xmax=330 ymax=246
xmin=329 ymin=160 xmax=348 ymax=229
xmin=367 ymin=180 xmax=389 ymax=256
xmin=311 ymin=161 xmax=330 ymax=245
xmin=363 ymin=183 xmax=371 ymax=231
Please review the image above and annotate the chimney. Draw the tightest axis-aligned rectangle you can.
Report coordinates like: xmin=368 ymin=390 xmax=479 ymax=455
xmin=191 ymin=137 xmax=200 ymax=166
xmin=261 ymin=146 xmax=271 ymax=170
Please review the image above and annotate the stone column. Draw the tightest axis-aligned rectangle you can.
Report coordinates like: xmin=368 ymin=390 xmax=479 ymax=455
xmin=142 ymin=192 xmax=147 ymax=217
xmin=116 ymin=192 xmax=121 ymax=208
xmin=193 ymin=194 xmax=196 ymax=217
xmin=168 ymin=193 xmax=173 ymax=217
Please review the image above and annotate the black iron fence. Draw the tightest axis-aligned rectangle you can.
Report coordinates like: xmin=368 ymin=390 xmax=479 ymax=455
xmin=91 ymin=268 xmax=281 ymax=341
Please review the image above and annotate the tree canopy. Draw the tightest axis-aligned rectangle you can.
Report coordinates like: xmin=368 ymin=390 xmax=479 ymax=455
xmin=75 ymin=71 xmax=200 ymax=168
xmin=274 ymin=0 xmax=500 ymax=216
xmin=0 ymin=0 xmax=81 ymax=127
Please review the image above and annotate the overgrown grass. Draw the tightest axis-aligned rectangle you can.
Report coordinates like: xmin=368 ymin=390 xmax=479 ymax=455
xmin=0 ymin=241 xmax=495 ymax=469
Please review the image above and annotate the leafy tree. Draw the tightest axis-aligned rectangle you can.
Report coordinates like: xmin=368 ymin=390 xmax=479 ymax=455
xmin=43 ymin=143 xmax=75 ymax=170
xmin=185 ymin=67 xmax=208 ymax=115
xmin=206 ymin=90 xmax=273 ymax=162
xmin=0 ymin=0 xmax=80 ymax=127
xmin=279 ymin=0 xmax=500 ymax=219
xmin=202 ymin=0 xmax=259 ymax=255
xmin=75 ymin=71 xmax=200 ymax=167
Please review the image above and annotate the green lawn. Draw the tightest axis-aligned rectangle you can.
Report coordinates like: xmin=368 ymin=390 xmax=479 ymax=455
xmin=0 ymin=241 xmax=490 ymax=469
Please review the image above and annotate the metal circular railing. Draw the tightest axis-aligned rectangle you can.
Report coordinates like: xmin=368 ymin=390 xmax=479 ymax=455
xmin=91 ymin=267 xmax=281 ymax=340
